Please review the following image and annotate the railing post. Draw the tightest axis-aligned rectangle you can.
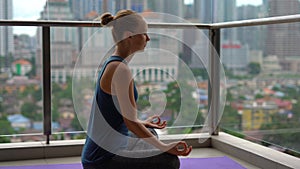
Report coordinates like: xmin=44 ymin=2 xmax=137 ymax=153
xmin=208 ymin=28 xmax=221 ymax=135
xmin=42 ymin=26 xmax=51 ymax=144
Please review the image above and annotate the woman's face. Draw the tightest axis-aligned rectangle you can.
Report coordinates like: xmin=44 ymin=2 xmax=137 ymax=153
xmin=130 ymin=21 xmax=150 ymax=52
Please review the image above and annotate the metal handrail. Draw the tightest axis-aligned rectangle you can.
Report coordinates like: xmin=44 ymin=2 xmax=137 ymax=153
xmin=0 ymin=14 xmax=299 ymax=29
xmin=1 ymin=14 xmax=300 ymax=143
xmin=211 ymin=14 xmax=300 ymax=29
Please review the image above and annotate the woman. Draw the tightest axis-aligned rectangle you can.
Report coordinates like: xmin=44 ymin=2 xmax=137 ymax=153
xmin=81 ymin=9 xmax=192 ymax=169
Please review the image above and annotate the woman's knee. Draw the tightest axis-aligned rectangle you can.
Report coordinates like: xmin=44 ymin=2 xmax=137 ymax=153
xmin=159 ymin=153 xmax=180 ymax=169
xmin=169 ymin=155 xmax=180 ymax=169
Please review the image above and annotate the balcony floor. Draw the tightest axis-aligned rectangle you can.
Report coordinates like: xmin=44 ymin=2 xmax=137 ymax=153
xmin=0 ymin=148 xmax=260 ymax=169
xmin=1 ymin=133 xmax=299 ymax=169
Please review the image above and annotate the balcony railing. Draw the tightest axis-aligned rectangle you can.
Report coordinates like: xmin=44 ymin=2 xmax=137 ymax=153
xmin=1 ymin=14 xmax=300 ymax=145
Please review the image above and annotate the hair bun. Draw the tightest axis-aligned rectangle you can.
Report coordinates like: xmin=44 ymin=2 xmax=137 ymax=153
xmin=100 ymin=12 xmax=114 ymax=26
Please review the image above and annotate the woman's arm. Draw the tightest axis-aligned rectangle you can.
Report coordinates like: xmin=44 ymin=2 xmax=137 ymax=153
xmin=111 ymin=62 xmax=192 ymax=156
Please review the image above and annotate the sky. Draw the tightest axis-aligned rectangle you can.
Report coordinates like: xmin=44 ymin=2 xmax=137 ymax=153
xmin=13 ymin=0 xmax=47 ymax=36
xmin=13 ymin=0 xmax=262 ymax=36
xmin=236 ymin=0 xmax=262 ymax=6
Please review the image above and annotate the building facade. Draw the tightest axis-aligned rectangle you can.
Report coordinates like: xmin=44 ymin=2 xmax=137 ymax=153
xmin=0 ymin=0 xmax=14 ymax=73
xmin=264 ymin=0 xmax=300 ymax=58
xmin=221 ymin=41 xmax=250 ymax=75
xmin=36 ymin=0 xmax=78 ymax=83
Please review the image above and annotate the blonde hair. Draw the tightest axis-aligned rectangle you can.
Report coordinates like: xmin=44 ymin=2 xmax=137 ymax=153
xmin=99 ymin=10 xmax=146 ymax=43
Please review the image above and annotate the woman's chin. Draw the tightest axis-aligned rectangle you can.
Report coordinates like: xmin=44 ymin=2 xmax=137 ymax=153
xmin=135 ymin=49 xmax=145 ymax=53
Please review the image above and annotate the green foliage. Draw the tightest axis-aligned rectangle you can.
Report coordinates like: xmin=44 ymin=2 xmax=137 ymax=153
xmin=217 ymin=89 xmax=241 ymax=132
xmin=292 ymin=97 xmax=300 ymax=120
xmin=226 ymin=90 xmax=234 ymax=101
xmin=52 ymin=76 xmax=73 ymax=100
xmin=0 ymin=116 xmax=15 ymax=135
xmin=51 ymin=76 xmax=73 ymax=121
xmin=260 ymin=113 xmax=300 ymax=154
xmin=0 ymin=136 xmax=11 ymax=143
xmin=220 ymin=105 xmax=239 ymax=130
xmin=164 ymin=61 xmax=199 ymax=134
xmin=255 ymin=93 xmax=264 ymax=99
xmin=21 ymin=102 xmax=42 ymax=121
xmin=52 ymin=133 xmax=65 ymax=140
xmin=136 ymin=88 xmax=151 ymax=111
xmin=281 ymin=86 xmax=298 ymax=100
xmin=0 ymin=101 xmax=3 ymax=113
xmin=224 ymin=65 xmax=252 ymax=80
xmin=72 ymin=133 xmax=86 ymax=140
xmin=247 ymin=62 xmax=261 ymax=75
xmin=0 ymin=56 xmax=5 ymax=71
xmin=71 ymin=117 xmax=83 ymax=131
xmin=221 ymin=128 xmax=245 ymax=139
xmin=164 ymin=81 xmax=181 ymax=115
xmin=191 ymin=68 xmax=208 ymax=80
xmin=18 ymin=85 xmax=42 ymax=101
xmin=195 ymin=109 xmax=205 ymax=125
xmin=26 ymin=57 xmax=36 ymax=77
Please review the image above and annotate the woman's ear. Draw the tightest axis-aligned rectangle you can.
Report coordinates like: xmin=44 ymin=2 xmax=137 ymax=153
xmin=123 ymin=31 xmax=133 ymax=39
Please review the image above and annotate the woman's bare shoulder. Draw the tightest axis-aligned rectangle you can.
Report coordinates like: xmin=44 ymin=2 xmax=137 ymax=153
xmin=106 ymin=61 xmax=130 ymax=74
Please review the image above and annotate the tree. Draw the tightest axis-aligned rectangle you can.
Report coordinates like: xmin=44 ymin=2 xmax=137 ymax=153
xmin=0 ymin=101 xmax=3 ymax=113
xmin=220 ymin=89 xmax=240 ymax=131
xmin=136 ymin=87 xmax=151 ymax=111
xmin=191 ymin=68 xmax=208 ymax=80
xmin=164 ymin=61 xmax=199 ymax=134
xmin=71 ymin=118 xmax=83 ymax=131
xmin=248 ymin=62 xmax=261 ymax=75
xmin=21 ymin=102 xmax=41 ymax=121
xmin=26 ymin=56 xmax=36 ymax=77
xmin=0 ymin=116 xmax=15 ymax=143
xmin=220 ymin=104 xmax=239 ymax=131
xmin=18 ymin=85 xmax=42 ymax=102
xmin=0 ymin=55 xmax=5 ymax=72
xmin=51 ymin=77 xmax=73 ymax=122
xmin=164 ymin=81 xmax=181 ymax=116
xmin=260 ymin=113 xmax=300 ymax=154
xmin=255 ymin=93 xmax=264 ymax=99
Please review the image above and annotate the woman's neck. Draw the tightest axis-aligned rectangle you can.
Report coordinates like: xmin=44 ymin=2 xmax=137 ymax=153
xmin=113 ymin=45 xmax=134 ymax=62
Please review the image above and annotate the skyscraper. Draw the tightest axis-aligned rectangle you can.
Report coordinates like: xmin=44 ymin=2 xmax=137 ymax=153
xmin=0 ymin=0 xmax=14 ymax=72
xmin=264 ymin=0 xmax=300 ymax=58
xmin=215 ymin=0 xmax=237 ymax=41
xmin=36 ymin=0 xmax=78 ymax=83
xmin=69 ymin=0 xmax=103 ymax=20
xmin=237 ymin=5 xmax=265 ymax=51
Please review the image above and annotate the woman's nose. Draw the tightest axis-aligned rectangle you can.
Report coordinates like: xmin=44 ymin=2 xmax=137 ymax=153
xmin=145 ymin=34 xmax=150 ymax=41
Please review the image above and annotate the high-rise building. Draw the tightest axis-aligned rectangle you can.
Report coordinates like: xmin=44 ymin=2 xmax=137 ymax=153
xmin=69 ymin=0 xmax=103 ymax=20
xmin=264 ymin=0 xmax=300 ymax=58
xmin=114 ymin=0 xmax=183 ymax=17
xmin=0 ymin=0 xmax=14 ymax=72
xmin=183 ymin=0 xmax=238 ymax=66
xmin=221 ymin=40 xmax=250 ymax=75
xmin=36 ymin=0 xmax=78 ymax=83
xmin=216 ymin=0 xmax=237 ymax=41
xmin=237 ymin=5 xmax=265 ymax=51
xmin=163 ymin=0 xmax=184 ymax=18
xmin=14 ymin=34 xmax=36 ymax=60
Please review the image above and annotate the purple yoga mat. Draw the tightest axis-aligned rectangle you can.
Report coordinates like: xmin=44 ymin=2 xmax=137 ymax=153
xmin=0 ymin=164 xmax=82 ymax=169
xmin=0 ymin=156 xmax=246 ymax=169
xmin=180 ymin=156 xmax=247 ymax=169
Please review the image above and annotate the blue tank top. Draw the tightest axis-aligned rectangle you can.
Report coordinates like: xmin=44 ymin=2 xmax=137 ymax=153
xmin=81 ymin=56 xmax=138 ymax=167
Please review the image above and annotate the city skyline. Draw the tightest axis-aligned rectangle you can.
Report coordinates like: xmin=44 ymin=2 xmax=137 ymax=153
xmin=12 ymin=0 xmax=263 ymax=36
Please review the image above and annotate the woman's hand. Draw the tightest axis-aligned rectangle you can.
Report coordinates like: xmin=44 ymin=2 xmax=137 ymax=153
xmin=142 ymin=115 xmax=167 ymax=129
xmin=164 ymin=141 xmax=192 ymax=156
